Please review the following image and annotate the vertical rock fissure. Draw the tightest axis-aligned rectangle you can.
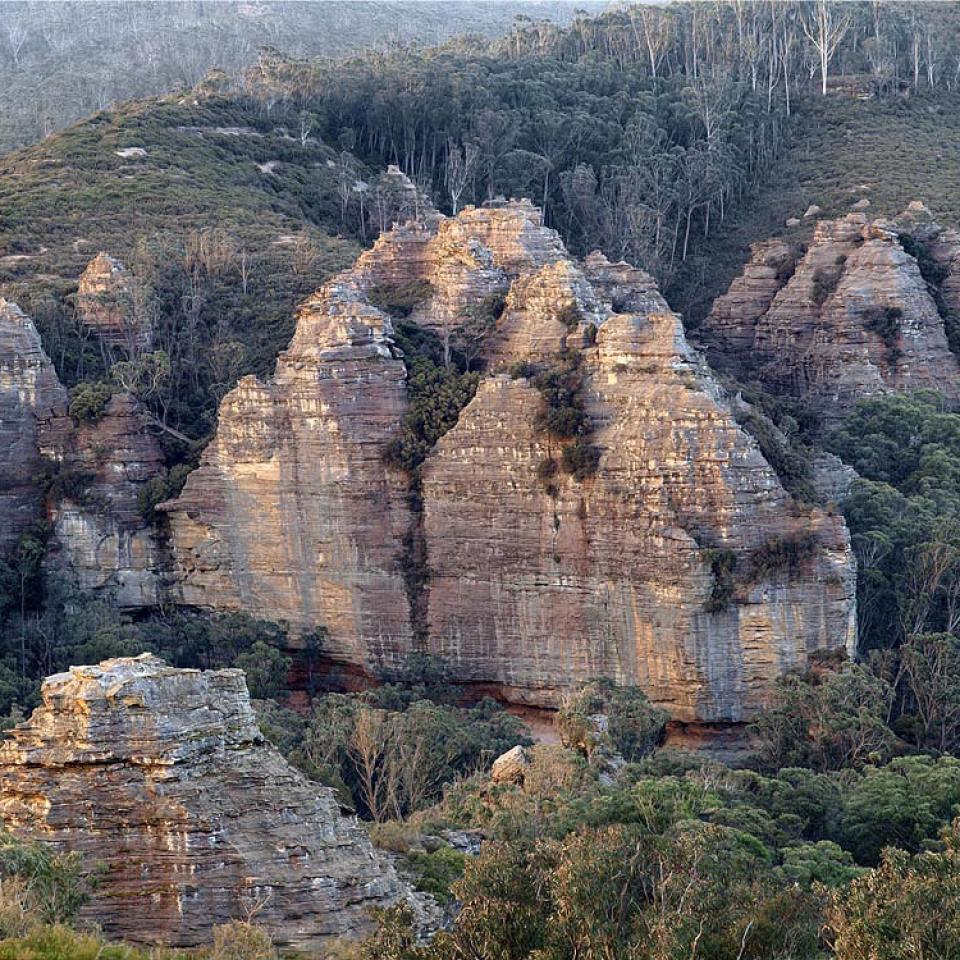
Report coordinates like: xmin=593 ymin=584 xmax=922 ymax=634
xmin=401 ymin=477 xmax=430 ymax=649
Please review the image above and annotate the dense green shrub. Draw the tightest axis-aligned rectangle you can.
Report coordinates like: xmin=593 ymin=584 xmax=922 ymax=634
xmin=532 ymin=352 xmax=587 ymax=440
xmin=406 ymin=846 xmax=467 ymax=903
xmin=136 ymin=463 xmax=193 ymax=520
xmin=556 ymin=302 xmax=583 ymax=330
xmin=751 ymin=664 xmax=896 ymax=773
xmin=0 ymin=833 xmax=89 ymax=929
xmin=233 ymin=640 xmax=292 ymax=700
xmin=277 ymin=679 xmax=531 ymax=820
xmin=812 ymin=264 xmax=843 ymax=307
xmin=735 ymin=407 xmax=815 ymax=501
xmin=704 ymin=548 xmax=737 ymax=613
xmin=864 ymin=305 xmax=903 ymax=364
xmin=828 ymin=819 xmax=960 ymax=959
xmin=67 ymin=381 xmax=112 ymax=423
xmin=557 ymin=678 xmax=668 ymax=762
xmin=826 ymin=392 xmax=960 ymax=648
xmin=560 ymin=439 xmax=600 ymax=480
xmin=748 ymin=533 xmax=819 ymax=581
xmin=382 ymin=357 xmax=480 ymax=474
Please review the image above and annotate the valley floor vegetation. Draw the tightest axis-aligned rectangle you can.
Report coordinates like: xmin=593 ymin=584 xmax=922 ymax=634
xmin=10 ymin=655 xmax=960 ymax=958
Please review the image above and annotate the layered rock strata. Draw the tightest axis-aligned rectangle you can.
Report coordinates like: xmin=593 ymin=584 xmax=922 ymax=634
xmin=0 ymin=299 xmax=68 ymax=553
xmin=38 ymin=393 xmax=165 ymax=606
xmin=159 ymin=287 xmax=415 ymax=672
xmin=76 ymin=253 xmax=151 ymax=353
xmin=162 ymin=200 xmax=857 ymax=722
xmin=0 ymin=654 xmax=411 ymax=949
xmin=423 ymin=308 xmax=855 ymax=721
xmin=702 ymin=211 xmax=960 ymax=418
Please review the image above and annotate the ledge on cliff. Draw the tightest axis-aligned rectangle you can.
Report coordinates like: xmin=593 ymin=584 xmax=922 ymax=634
xmin=0 ymin=654 xmax=416 ymax=950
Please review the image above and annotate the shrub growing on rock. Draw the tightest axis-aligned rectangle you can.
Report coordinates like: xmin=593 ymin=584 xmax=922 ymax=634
xmin=67 ymin=381 xmax=112 ymax=423
xmin=557 ymin=678 xmax=668 ymax=762
xmin=368 ymin=280 xmax=435 ymax=319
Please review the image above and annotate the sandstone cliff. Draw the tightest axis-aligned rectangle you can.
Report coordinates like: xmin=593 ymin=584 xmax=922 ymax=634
xmin=0 ymin=654 xmax=412 ymax=949
xmin=159 ymin=287 xmax=415 ymax=672
xmin=161 ymin=201 xmax=857 ymax=722
xmin=38 ymin=393 xmax=165 ymax=607
xmin=702 ymin=210 xmax=960 ymax=419
xmin=0 ymin=299 xmax=68 ymax=554
xmin=76 ymin=253 xmax=151 ymax=353
xmin=423 ymin=300 xmax=855 ymax=721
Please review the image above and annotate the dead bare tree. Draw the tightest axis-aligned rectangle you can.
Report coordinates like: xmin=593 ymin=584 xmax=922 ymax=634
xmin=800 ymin=0 xmax=852 ymax=96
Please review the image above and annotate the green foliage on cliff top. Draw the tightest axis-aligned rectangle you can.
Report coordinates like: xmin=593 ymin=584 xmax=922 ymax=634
xmin=0 ymin=92 xmax=359 ymax=448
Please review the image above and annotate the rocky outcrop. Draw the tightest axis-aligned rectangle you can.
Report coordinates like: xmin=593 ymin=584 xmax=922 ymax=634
xmin=702 ymin=211 xmax=960 ymax=419
xmin=702 ymin=239 xmax=797 ymax=356
xmin=38 ymin=393 xmax=165 ymax=607
xmin=159 ymin=287 xmax=415 ymax=673
xmin=423 ymin=311 xmax=855 ymax=721
xmin=162 ymin=200 xmax=857 ymax=723
xmin=0 ymin=654 xmax=412 ymax=949
xmin=76 ymin=253 xmax=151 ymax=353
xmin=0 ymin=299 xmax=68 ymax=554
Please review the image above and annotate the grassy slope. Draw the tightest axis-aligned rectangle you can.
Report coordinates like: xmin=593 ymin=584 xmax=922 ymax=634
xmin=0 ymin=92 xmax=360 ymax=404
xmin=671 ymin=92 xmax=960 ymax=328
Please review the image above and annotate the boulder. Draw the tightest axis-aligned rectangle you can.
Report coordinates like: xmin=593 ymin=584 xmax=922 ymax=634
xmin=491 ymin=745 xmax=529 ymax=784
xmin=0 ymin=655 xmax=415 ymax=950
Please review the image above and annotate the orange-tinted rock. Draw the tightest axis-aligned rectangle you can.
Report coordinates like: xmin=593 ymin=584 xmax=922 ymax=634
xmin=76 ymin=253 xmax=151 ymax=353
xmin=702 ymin=211 xmax=960 ymax=418
xmin=162 ymin=201 xmax=857 ymax=722
xmin=422 ymin=310 xmax=855 ymax=722
xmin=0 ymin=654 xmax=413 ymax=949
xmin=159 ymin=285 xmax=414 ymax=672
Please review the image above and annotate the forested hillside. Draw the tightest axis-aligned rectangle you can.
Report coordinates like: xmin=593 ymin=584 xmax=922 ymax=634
xmin=5 ymin=5 xmax=960 ymax=958
xmin=238 ymin=1 xmax=960 ymax=298
xmin=0 ymin=0 xmax=601 ymax=153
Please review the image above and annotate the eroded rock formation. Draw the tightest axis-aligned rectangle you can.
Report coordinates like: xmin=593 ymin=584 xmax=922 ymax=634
xmin=702 ymin=210 xmax=960 ymax=419
xmin=423 ymin=307 xmax=855 ymax=721
xmin=76 ymin=253 xmax=151 ymax=353
xmin=159 ymin=288 xmax=415 ymax=672
xmin=162 ymin=201 xmax=857 ymax=722
xmin=0 ymin=654 xmax=412 ymax=949
xmin=38 ymin=393 xmax=165 ymax=606
xmin=0 ymin=299 xmax=68 ymax=554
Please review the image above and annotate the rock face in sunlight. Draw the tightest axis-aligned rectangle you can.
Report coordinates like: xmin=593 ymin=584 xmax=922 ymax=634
xmin=0 ymin=654 xmax=411 ymax=950
xmin=702 ymin=209 xmax=960 ymax=421
xmin=76 ymin=253 xmax=152 ymax=353
xmin=161 ymin=200 xmax=857 ymax=723
xmin=0 ymin=299 xmax=68 ymax=554
xmin=159 ymin=288 xmax=416 ymax=672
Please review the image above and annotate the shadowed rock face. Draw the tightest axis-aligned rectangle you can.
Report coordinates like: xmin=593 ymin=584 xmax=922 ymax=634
xmin=39 ymin=393 xmax=165 ymax=606
xmin=0 ymin=299 xmax=68 ymax=554
xmin=161 ymin=200 xmax=857 ymax=722
xmin=0 ymin=654 xmax=411 ymax=949
xmin=702 ymin=210 xmax=960 ymax=421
